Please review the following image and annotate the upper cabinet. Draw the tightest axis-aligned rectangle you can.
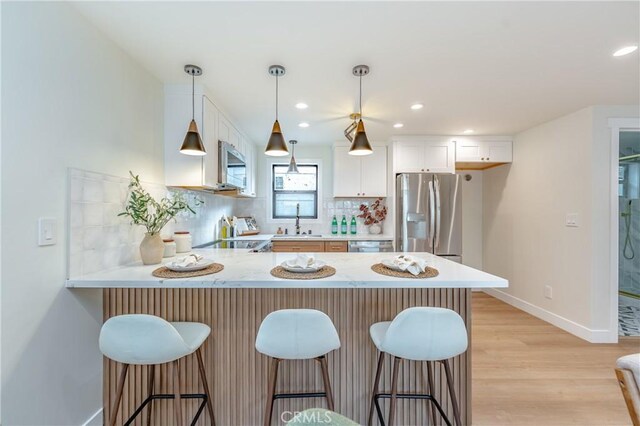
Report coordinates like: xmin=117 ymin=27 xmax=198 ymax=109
xmin=454 ymin=137 xmax=512 ymax=170
xmin=164 ymin=84 xmax=257 ymax=195
xmin=392 ymin=138 xmax=456 ymax=173
xmin=333 ymin=144 xmax=387 ymax=197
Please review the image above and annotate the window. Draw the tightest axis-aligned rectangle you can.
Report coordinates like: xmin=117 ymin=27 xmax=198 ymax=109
xmin=272 ymin=164 xmax=318 ymax=219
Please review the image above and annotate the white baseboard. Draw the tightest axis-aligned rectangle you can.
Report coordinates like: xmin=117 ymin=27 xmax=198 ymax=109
xmin=483 ymin=288 xmax=616 ymax=343
xmin=82 ymin=408 xmax=102 ymax=426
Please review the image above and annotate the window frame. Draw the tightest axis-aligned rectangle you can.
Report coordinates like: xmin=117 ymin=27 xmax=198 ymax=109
xmin=271 ymin=163 xmax=319 ymax=219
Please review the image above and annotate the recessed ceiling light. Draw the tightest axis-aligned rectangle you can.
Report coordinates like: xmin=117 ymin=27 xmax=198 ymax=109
xmin=298 ymin=122 xmax=309 ymax=128
xmin=410 ymin=103 xmax=424 ymax=110
xmin=295 ymin=102 xmax=308 ymax=109
xmin=463 ymin=129 xmax=474 ymax=134
xmin=393 ymin=123 xmax=404 ymax=128
xmin=613 ymin=45 xmax=638 ymax=57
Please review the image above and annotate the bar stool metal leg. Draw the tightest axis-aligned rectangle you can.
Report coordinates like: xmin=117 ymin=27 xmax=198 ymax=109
xmin=317 ymin=356 xmax=335 ymax=411
xmin=368 ymin=352 xmax=385 ymax=426
xmin=109 ymin=363 xmax=129 ymax=426
xmin=424 ymin=361 xmax=437 ymax=425
xmin=196 ymin=348 xmax=216 ymax=426
xmin=264 ymin=357 xmax=281 ymax=426
xmin=442 ymin=360 xmax=462 ymax=426
xmin=146 ymin=364 xmax=155 ymax=426
xmin=173 ymin=360 xmax=183 ymax=426
xmin=388 ymin=357 xmax=401 ymax=426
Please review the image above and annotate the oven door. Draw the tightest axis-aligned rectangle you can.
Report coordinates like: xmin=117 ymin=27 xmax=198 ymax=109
xmin=219 ymin=141 xmax=246 ymax=189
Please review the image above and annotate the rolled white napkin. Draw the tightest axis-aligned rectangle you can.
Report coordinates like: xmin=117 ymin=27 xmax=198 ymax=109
xmin=170 ymin=254 xmax=203 ymax=268
xmin=389 ymin=255 xmax=428 ymax=276
xmin=285 ymin=254 xmax=317 ymax=269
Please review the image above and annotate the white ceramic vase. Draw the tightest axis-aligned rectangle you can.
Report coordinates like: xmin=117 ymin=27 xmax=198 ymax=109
xmin=368 ymin=223 xmax=382 ymax=235
xmin=140 ymin=233 xmax=164 ymax=265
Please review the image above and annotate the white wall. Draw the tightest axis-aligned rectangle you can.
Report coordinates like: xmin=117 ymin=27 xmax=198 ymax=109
xmin=1 ymin=3 xmax=164 ymax=424
xmin=483 ymin=105 xmax=639 ymax=342
xmin=460 ymin=170 xmax=483 ymax=269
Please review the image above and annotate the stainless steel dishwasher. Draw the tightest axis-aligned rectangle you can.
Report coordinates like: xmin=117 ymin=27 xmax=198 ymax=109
xmin=348 ymin=240 xmax=394 ymax=252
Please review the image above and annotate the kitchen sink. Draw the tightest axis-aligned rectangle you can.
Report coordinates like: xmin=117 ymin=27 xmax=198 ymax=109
xmin=272 ymin=234 xmax=324 ymax=238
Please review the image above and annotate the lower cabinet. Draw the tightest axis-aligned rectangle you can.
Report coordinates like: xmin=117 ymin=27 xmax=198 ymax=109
xmin=271 ymin=240 xmax=348 ymax=252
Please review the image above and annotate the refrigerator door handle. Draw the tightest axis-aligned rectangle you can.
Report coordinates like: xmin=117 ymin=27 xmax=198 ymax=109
xmin=428 ymin=179 xmax=435 ymax=249
xmin=434 ymin=176 xmax=441 ymax=248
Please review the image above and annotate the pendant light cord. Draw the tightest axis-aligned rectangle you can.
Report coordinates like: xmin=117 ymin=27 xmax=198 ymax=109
xmin=275 ymin=75 xmax=279 ymax=120
xmin=359 ymin=75 xmax=363 ymax=117
xmin=191 ymin=72 xmax=195 ymax=120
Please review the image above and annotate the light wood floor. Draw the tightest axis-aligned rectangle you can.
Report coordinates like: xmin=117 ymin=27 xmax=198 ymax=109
xmin=472 ymin=292 xmax=639 ymax=426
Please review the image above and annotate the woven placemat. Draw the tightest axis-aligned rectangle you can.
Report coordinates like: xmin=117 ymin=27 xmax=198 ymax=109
xmin=152 ymin=263 xmax=224 ymax=279
xmin=270 ymin=265 xmax=336 ymax=280
xmin=371 ymin=263 xmax=439 ymax=279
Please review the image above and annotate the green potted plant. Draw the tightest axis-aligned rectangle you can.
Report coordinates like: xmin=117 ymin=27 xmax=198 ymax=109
xmin=119 ymin=172 xmax=200 ymax=265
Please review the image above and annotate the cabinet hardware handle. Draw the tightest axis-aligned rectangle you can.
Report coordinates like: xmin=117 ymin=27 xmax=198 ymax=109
xmin=487 ymin=157 xmax=490 ymax=161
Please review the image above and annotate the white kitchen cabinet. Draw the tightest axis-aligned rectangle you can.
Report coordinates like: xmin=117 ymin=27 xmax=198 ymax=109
xmin=454 ymin=137 xmax=512 ymax=169
xmin=201 ymin=96 xmax=219 ymax=187
xmin=240 ymin=140 xmax=257 ymax=197
xmin=393 ymin=138 xmax=455 ymax=173
xmin=333 ymin=145 xmax=387 ymax=197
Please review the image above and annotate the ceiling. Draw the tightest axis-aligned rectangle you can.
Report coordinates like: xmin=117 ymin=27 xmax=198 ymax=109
xmin=73 ymin=1 xmax=640 ymax=145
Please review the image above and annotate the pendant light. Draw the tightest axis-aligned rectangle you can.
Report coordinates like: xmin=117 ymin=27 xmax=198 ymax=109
xmin=349 ymin=65 xmax=373 ymax=156
xmin=287 ymin=140 xmax=300 ymax=174
xmin=180 ymin=65 xmax=207 ymax=156
xmin=265 ymin=65 xmax=289 ymax=156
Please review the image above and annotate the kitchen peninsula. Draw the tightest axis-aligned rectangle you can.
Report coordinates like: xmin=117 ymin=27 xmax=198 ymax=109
xmin=68 ymin=250 xmax=506 ymax=425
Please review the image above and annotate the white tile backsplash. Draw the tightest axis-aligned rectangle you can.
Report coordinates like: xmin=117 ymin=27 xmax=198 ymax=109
xmin=67 ymin=168 xmax=237 ymax=278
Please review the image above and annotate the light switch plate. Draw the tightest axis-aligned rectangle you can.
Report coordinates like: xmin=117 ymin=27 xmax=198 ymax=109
xmin=566 ymin=213 xmax=579 ymax=227
xmin=544 ymin=285 xmax=553 ymax=299
xmin=38 ymin=217 xmax=57 ymax=246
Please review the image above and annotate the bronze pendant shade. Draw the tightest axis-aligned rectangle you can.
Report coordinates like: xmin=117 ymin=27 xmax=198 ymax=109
xmin=180 ymin=64 xmax=206 ymax=156
xmin=265 ymin=65 xmax=289 ymax=156
xmin=287 ymin=140 xmax=299 ymax=173
xmin=349 ymin=119 xmax=373 ymax=156
xmin=265 ymin=120 xmax=289 ymax=156
xmin=349 ymin=65 xmax=373 ymax=156
xmin=180 ymin=119 xmax=206 ymax=156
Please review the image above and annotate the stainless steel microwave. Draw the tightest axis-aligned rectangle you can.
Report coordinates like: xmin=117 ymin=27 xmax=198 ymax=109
xmin=218 ymin=141 xmax=246 ymax=190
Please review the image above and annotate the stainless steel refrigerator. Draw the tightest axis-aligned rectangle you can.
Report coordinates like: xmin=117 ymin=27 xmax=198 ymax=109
xmin=395 ymin=173 xmax=462 ymax=262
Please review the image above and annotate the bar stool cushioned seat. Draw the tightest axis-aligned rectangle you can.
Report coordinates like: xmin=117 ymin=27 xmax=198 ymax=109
xmin=100 ymin=314 xmax=211 ymax=365
xmin=256 ymin=309 xmax=340 ymax=359
xmin=369 ymin=307 xmax=468 ymax=361
xmin=256 ymin=309 xmax=341 ymax=426
xmin=100 ymin=314 xmax=215 ymax=426
xmin=368 ymin=307 xmax=468 ymax=426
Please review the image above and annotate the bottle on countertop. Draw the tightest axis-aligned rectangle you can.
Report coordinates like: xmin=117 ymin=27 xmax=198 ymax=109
xmin=276 ymin=227 xmax=284 ymax=235
xmin=350 ymin=216 xmax=357 ymax=235
xmin=331 ymin=216 xmax=338 ymax=235
xmin=340 ymin=215 xmax=347 ymax=235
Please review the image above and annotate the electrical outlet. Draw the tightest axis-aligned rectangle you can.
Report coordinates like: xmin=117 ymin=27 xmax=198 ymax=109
xmin=544 ymin=285 xmax=553 ymax=299
xmin=566 ymin=213 xmax=579 ymax=227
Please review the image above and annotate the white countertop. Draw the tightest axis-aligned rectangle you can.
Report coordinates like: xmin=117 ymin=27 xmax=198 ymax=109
xmin=66 ymin=249 xmax=508 ymax=289
xmin=229 ymin=234 xmax=393 ymax=242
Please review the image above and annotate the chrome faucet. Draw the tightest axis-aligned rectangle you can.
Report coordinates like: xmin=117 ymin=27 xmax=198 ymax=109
xmin=295 ymin=203 xmax=301 ymax=235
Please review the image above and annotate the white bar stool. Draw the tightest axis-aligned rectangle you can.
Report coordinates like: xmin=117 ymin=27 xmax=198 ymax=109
xmin=99 ymin=314 xmax=216 ymax=426
xmin=255 ymin=309 xmax=341 ymax=426
xmin=367 ymin=307 xmax=468 ymax=426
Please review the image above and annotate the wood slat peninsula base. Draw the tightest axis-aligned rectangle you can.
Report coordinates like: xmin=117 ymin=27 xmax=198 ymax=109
xmin=103 ymin=288 xmax=471 ymax=425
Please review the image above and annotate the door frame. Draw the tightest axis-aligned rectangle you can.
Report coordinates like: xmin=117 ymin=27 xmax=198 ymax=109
xmin=608 ymin=118 xmax=640 ymax=342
